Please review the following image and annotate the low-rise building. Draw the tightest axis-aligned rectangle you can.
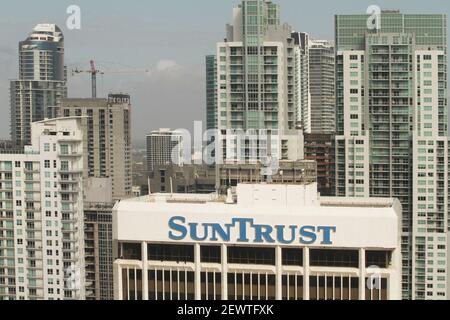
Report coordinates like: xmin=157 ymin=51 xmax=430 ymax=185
xmin=113 ymin=183 xmax=402 ymax=300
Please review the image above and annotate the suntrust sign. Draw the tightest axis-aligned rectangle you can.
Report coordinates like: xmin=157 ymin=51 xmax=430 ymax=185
xmin=168 ymin=216 xmax=337 ymax=245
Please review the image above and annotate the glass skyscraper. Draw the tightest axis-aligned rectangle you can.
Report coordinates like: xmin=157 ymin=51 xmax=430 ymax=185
xmin=335 ymin=11 xmax=448 ymax=299
xmin=10 ymin=24 xmax=67 ymax=146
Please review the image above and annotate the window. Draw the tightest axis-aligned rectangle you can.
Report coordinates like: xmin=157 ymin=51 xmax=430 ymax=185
xmin=120 ymin=242 xmax=141 ymax=260
xmin=228 ymin=247 xmax=275 ymax=265
xmin=282 ymin=248 xmax=303 ymax=266
xmin=200 ymin=246 xmax=221 ymax=263
xmin=366 ymin=251 xmax=392 ymax=268
xmin=148 ymin=244 xmax=194 ymax=263
xmin=310 ymin=249 xmax=359 ymax=268
xmin=60 ymin=145 xmax=69 ymax=155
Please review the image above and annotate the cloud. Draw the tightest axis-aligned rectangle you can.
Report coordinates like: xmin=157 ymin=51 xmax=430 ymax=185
xmin=156 ymin=59 xmax=181 ymax=72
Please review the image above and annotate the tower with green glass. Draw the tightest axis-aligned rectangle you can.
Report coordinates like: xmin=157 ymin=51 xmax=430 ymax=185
xmin=206 ymin=55 xmax=217 ymax=130
xmin=335 ymin=11 xmax=448 ymax=299
xmin=215 ymin=0 xmax=305 ymax=163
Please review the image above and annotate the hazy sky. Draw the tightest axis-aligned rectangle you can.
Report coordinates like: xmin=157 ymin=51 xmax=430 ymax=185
xmin=1 ymin=0 xmax=449 ymax=145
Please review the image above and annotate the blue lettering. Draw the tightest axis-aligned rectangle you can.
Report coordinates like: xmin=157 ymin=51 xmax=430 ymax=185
xmin=189 ymin=223 xmax=209 ymax=241
xmin=317 ymin=226 xmax=336 ymax=245
xmin=299 ymin=226 xmax=317 ymax=245
xmin=168 ymin=216 xmax=336 ymax=245
xmin=168 ymin=216 xmax=187 ymax=241
xmin=232 ymin=218 xmax=254 ymax=242
xmin=254 ymin=224 xmax=275 ymax=243
xmin=209 ymin=223 xmax=231 ymax=242
xmin=275 ymin=225 xmax=297 ymax=244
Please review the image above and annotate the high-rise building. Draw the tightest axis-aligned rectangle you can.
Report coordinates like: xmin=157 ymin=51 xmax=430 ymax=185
xmin=292 ymin=32 xmax=311 ymax=133
xmin=0 ymin=117 xmax=85 ymax=300
xmin=335 ymin=11 xmax=448 ymax=299
xmin=113 ymin=183 xmax=402 ymax=300
xmin=10 ymin=24 xmax=67 ymax=146
xmin=146 ymin=129 xmax=183 ymax=173
xmin=206 ymin=55 xmax=218 ymax=130
xmin=84 ymin=202 xmax=114 ymax=301
xmin=59 ymin=94 xmax=132 ymax=200
xmin=309 ymin=39 xmax=335 ymax=133
xmin=304 ymin=133 xmax=335 ymax=196
xmin=215 ymin=0 xmax=304 ymax=163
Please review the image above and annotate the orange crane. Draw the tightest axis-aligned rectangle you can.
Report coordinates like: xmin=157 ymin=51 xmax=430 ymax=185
xmin=71 ymin=60 xmax=149 ymax=98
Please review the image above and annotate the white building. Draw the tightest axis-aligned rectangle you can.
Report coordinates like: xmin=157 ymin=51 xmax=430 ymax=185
xmin=146 ymin=129 xmax=183 ymax=172
xmin=215 ymin=0 xmax=304 ymax=164
xmin=0 ymin=117 xmax=85 ymax=300
xmin=113 ymin=183 xmax=402 ymax=300
xmin=335 ymin=12 xmax=449 ymax=299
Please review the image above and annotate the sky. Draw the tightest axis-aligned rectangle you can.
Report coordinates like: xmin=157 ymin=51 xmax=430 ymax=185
xmin=1 ymin=0 xmax=449 ymax=146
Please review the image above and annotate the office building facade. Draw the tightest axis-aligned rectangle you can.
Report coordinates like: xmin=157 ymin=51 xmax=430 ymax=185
xmin=304 ymin=133 xmax=335 ymax=196
xmin=84 ymin=202 xmax=114 ymax=301
xmin=10 ymin=24 xmax=67 ymax=146
xmin=0 ymin=117 xmax=85 ymax=300
xmin=309 ymin=39 xmax=335 ymax=133
xmin=146 ymin=129 xmax=183 ymax=173
xmin=335 ymin=11 xmax=448 ymax=299
xmin=60 ymin=94 xmax=132 ymax=200
xmin=113 ymin=183 xmax=402 ymax=300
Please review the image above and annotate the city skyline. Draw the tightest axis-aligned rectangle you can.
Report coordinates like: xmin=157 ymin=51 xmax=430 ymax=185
xmin=1 ymin=0 xmax=450 ymax=302
xmin=1 ymin=0 xmax=450 ymax=145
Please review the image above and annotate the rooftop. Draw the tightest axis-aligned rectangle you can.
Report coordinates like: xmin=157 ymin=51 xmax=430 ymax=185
xmin=27 ymin=23 xmax=63 ymax=42
xmin=122 ymin=182 xmax=399 ymax=209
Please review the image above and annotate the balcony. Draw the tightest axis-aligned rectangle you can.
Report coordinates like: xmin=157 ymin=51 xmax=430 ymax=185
xmin=58 ymin=152 xmax=82 ymax=158
xmin=58 ymin=168 xmax=83 ymax=174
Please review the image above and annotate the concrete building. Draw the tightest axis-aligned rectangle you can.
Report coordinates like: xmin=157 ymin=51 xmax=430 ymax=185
xmin=308 ymin=39 xmax=335 ymax=133
xmin=335 ymin=11 xmax=448 ymax=299
xmin=60 ymin=94 xmax=132 ymax=200
xmin=10 ymin=24 xmax=67 ymax=146
xmin=146 ymin=129 xmax=183 ymax=173
xmin=149 ymin=160 xmax=317 ymax=195
xmin=113 ymin=183 xmax=402 ymax=300
xmin=84 ymin=202 xmax=114 ymax=301
xmin=215 ymin=0 xmax=304 ymax=163
xmin=304 ymin=133 xmax=335 ymax=196
xmin=292 ymin=32 xmax=311 ymax=133
xmin=0 ymin=117 xmax=85 ymax=300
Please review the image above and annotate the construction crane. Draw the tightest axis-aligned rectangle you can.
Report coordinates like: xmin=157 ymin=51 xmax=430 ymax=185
xmin=71 ymin=60 xmax=150 ymax=98
xmin=71 ymin=60 xmax=103 ymax=98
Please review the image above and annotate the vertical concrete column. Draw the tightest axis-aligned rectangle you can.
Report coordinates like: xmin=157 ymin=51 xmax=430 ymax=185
xmin=114 ymin=263 xmax=122 ymax=300
xmin=303 ymin=247 xmax=310 ymax=300
xmin=276 ymin=246 xmax=282 ymax=300
xmin=142 ymin=241 xmax=148 ymax=300
xmin=195 ymin=243 xmax=201 ymax=300
xmin=359 ymin=248 xmax=366 ymax=300
xmin=221 ymin=244 xmax=228 ymax=300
